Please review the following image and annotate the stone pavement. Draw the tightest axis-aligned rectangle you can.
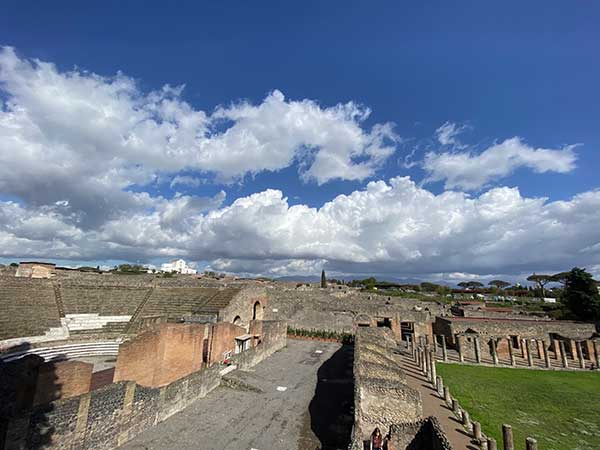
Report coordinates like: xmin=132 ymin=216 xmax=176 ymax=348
xmin=398 ymin=351 xmax=479 ymax=450
xmin=119 ymin=339 xmax=352 ymax=450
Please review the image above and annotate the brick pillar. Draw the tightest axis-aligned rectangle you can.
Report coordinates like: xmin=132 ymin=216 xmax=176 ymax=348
xmin=502 ymin=424 xmax=514 ymax=450
xmin=491 ymin=339 xmax=499 ymax=365
xmin=576 ymin=341 xmax=585 ymax=369
xmin=559 ymin=340 xmax=569 ymax=368
xmin=526 ymin=437 xmax=538 ymax=450
xmin=441 ymin=335 xmax=448 ymax=362
xmin=72 ymin=392 xmax=92 ymax=450
xmin=526 ymin=340 xmax=533 ymax=367
xmin=542 ymin=340 xmax=551 ymax=368
xmin=474 ymin=336 xmax=481 ymax=364
xmin=508 ymin=338 xmax=516 ymax=366
xmin=117 ymin=381 xmax=137 ymax=446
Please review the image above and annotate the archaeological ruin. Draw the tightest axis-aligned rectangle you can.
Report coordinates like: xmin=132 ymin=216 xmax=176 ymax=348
xmin=0 ymin=266 xmax=598 ymax=449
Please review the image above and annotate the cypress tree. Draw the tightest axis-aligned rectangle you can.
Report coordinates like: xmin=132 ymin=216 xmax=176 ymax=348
xmin=321 ymin=269 xmax=327 ymax=288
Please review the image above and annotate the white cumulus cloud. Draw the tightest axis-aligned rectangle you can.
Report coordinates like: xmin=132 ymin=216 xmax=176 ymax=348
xmin=423 ymin=137 xmax=577 ymax=190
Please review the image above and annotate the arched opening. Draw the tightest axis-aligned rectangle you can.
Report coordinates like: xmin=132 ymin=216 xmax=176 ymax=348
xmin=252 ymin=301 xmax=263 ymax=320
xmin=233 ymin=316 xmax=242 ymax=326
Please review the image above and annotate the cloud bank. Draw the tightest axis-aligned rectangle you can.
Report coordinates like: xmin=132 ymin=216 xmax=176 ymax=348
xmin=0 ymin=47 xmax=597 ymax=279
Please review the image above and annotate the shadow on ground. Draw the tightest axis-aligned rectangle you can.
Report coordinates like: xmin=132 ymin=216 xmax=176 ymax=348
xmin=303 ymin=344 xmax=354 ymax=450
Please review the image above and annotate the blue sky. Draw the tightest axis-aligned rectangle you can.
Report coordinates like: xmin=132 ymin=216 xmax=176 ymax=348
xmin=0 ymin=1 xmax=599 ymax=282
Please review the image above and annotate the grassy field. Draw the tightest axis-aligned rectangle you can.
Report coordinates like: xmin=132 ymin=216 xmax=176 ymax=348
xmin=436 ymin=363 xmax=600 ymax=450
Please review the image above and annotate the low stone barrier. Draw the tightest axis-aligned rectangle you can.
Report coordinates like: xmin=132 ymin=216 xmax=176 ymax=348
xmin=416 ymin=343 xmax=540 ymax=450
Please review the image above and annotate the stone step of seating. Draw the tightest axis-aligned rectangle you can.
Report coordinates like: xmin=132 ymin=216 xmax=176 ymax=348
xmin=0 ymin=341 xmax=120 ymax=363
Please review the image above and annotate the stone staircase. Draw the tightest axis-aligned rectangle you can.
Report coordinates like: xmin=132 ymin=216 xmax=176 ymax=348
xmin=0 ymin=277 xmax=62 ymax=340
xmin=135 ymin=287 xmax=219 ymax=320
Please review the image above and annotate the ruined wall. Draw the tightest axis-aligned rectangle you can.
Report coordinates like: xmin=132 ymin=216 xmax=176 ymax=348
xmin=351 ymin=327 xmax=422 ymax=446
xmin=114 ymin=323 xmax=208 ymax=387
xmin=34 ymin=361 xmax=92 ymax=406
xmin=2 ymin=320 xmax=288 ymax=450
xmin=232 ymin=320 xmax=287 ymax=369
xmin=266 ymin=287 xmax=439 ymax=340
xmin=219 ymin=286 xmax=268 ymax=325
xmin=389 ymin=418 xmax=453 ymax=450
xmin=208 ymin=322 xmax=246 ymax=365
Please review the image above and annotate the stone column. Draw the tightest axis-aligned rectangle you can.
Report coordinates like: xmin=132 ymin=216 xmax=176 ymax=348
xmin=570 ymin=340 xmax=578 ymax=362
xmin=444 ymin=386 xmax=451 ymax=406
xmin=526 ymin=437 xmax=538 ymax=450
xmin=491 ymin=338 xmax=499 ymax=365
xmin=473 ymin=421 xmax=482 ymax=441
xmin=542 ymin=340 xmax=551 ymax=368
xmin=520 ymin=338 xmax=527 ymax=359
xmin=594 ymin=341 xmax=600 ymax=369
xmin=433 ymin=335 xmax=438 ymax=355
xmin=441 ymin=335 xmax=448 ymax=362
xmin=426 ymin=347 xmax=432 ymax=379
xmin=576 ymin=341 xmax=585 ymax=369
xmin=526 ymin=339 xmax=533 ymax=367
xmin=474 ymin=336 xmax=481 ymax=364
xmin=452 ymin=399 xmax=460 ymax=416
xmin=559 ymin=340 xmax=569 ymax=368
xmin=430 ymin=350 xmax=437 ymax=383
xmin=416 ymin=346 xmax=420 ymax=366
xmin=436 ymin=376 xmax=443 ymax=397
xmin=462 ymin=410 xmax=471 ymax=430
xmin=488 ymin=438 xmax=498 ymax=450
xmin=457 ymin=335 xmax=465 ymax=362
xmin=502 ymin=424 xmax=514 ymax=450
xmin=508 ymin=338 xmax=516 ymax=366
xmin=552 ymin=339 xmax=560 ymax=360
xmin=536 ymin=340 xmax=544 ymax=359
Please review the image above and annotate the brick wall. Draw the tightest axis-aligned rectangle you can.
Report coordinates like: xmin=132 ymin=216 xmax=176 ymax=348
xmin=208 ymin=322 xmax=246 ymax=365
xmin=34 ymin=360 xmax=92 ymax=406
xmin=114 ymin=323 xmax=209 ymax=388
xmin=2 ymin=320 xmax=288 ymax=450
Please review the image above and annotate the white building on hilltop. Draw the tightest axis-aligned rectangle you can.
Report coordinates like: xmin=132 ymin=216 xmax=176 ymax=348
xmin=160 ymin=259 xmax=197 ymax=274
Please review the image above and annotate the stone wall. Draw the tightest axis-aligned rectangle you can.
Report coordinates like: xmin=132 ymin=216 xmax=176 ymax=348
xmin=1 ymin=320 xmax=287 ymax=450
xmin=265 ymin=287 xmax=440 ymax=341
xmin=351 ymin=327 xmax=423 ymax=446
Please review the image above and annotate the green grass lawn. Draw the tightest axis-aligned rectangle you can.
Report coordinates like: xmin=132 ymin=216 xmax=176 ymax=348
xmin=437 ymin=363 xmax=600 ymax=450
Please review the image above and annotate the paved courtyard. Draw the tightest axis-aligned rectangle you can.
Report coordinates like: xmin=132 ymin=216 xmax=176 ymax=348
xmin=119 ymin=339 xmax=353 ymax=450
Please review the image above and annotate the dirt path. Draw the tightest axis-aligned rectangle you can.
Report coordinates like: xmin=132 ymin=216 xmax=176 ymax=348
xmin=398 ymin=352 xmax=479 ymax=450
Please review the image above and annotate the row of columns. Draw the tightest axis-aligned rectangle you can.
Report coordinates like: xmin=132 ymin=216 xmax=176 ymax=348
xmin=413 ymin=343 xmax=540 ymax=450
xmin=430 ymin=333 xmax=600 ymax=370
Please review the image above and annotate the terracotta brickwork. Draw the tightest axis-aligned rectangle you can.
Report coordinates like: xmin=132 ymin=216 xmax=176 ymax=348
xmin=114 ymin=323 xmax=209 ymax=387
xmin=208 ymin=322 xmax=247 ymax=365
xmin=34 ymin=360 xmax=92 ymax=405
